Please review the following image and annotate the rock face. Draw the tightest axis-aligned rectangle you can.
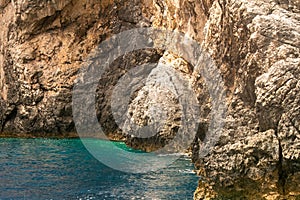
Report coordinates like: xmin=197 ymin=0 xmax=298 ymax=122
xmin=193 ymin=0 xmax=300 ymax=199
xmin=0 ymin=0 xmax=299 ymax=199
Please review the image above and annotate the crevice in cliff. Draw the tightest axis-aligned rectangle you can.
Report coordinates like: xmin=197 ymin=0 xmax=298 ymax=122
xmin=1 ymin=106 xmax=17 ymax=132
xmin=200 ymin=0 xmax=214 ymax=17
xmin=276 ymin=129 xmax=287 ymax=195
xmin=261 ymin=33 xmax=300 ymax=49
xmin=26 ymin=10 xmax=62 ymax=40
xmin=191 ymin=122 xmax=208 ymax=164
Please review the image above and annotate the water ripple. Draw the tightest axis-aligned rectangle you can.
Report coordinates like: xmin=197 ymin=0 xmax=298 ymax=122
xmin=0 ymin=138 xmax=198 ymax=200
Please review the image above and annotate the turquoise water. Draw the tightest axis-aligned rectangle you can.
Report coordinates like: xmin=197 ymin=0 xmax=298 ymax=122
xmin=0 ymin=138 xmax=198 ymax=200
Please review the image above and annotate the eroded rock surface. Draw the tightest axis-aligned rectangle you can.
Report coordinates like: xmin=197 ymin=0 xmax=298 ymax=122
xmin=0 ymin=0 xmax=299 ymax=199
xmin=193 ymin=0 xmax=300 ymax=199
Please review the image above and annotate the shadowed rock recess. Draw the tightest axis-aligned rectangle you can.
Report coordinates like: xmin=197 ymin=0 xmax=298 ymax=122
xmin=0 ymin=0 xmax=299 ymax=199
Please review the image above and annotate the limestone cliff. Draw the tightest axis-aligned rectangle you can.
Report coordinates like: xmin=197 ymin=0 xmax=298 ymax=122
xmin=0 ymin=0 xmax=299 ymax=199
xmin=193 ymin=0 xmax=300 ymax=199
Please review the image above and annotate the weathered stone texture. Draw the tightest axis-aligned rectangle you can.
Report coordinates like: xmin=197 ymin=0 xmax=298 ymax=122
xmin=193 ymin=0 xmax=300 ymax=199
xmin=0 ymin=0 xmax=299 ymax=199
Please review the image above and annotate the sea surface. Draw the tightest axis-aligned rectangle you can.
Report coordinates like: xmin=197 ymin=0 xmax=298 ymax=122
xmin=0 ymin=138 xmax=198 ymax=200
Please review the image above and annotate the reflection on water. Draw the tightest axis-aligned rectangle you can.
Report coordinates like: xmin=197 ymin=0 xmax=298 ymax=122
xmin=0 ymin=138 xmax=198 ymax=200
